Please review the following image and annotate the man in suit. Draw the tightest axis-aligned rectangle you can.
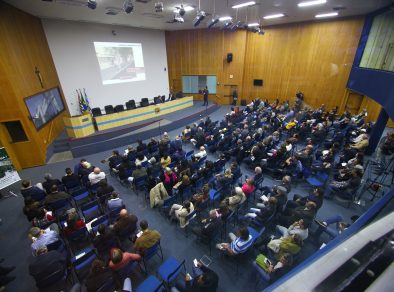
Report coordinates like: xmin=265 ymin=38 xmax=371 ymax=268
xmin=29 ymin=246 xmax=67 ymax=286
xmin=192 ymin=210 xmax=221 ymax=240
xmin=113 ymin=209 xmax=138 ymax=238
xmin=43 ymin=185 xmax=70 ymax=208
xmin=20 ymin=180 xmax=46 ymax=202
xmin=202 ymin=86 xmax=209 ymax=106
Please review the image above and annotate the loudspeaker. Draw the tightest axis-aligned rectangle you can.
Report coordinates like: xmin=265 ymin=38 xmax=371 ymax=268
xmin=227 ymin=53 xmax=233 ymax=63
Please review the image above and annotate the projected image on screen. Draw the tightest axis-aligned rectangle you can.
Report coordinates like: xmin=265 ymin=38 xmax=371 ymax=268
xmin=94 ymin=42 xmax=145 ymax=85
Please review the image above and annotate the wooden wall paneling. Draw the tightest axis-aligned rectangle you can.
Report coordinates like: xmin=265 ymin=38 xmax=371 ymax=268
xmin=0 ymin=2 xmax=67 ymax=169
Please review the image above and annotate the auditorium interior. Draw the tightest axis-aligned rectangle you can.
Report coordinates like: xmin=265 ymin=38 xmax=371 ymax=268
xmin=0 ymin=0 xmax=393 ymax=291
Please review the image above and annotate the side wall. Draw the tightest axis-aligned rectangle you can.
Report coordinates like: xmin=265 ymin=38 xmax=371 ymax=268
xmin=43 ymin=19 xmax=170 ymax=116
xmin=0 ymin=2 xmax=67 ymax=169
xmin=166 ymin=17 xmax=365 ymax=111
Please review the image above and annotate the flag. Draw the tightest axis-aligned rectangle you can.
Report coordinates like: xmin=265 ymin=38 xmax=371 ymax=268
xmin=83 ymin=88 xmax=92 ymax=114
xmin=78 ymin=89 xmax=89 ymax=114
xmin=77 ymin=89 xmax=84 ymax=114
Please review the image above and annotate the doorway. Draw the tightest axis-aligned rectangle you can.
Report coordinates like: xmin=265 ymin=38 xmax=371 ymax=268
xmin=345 ymin=91 xmax=364 ymax=115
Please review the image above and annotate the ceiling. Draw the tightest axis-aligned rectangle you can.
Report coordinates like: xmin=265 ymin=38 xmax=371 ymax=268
xmin=5 ymin=0 xmax=392 ymax=31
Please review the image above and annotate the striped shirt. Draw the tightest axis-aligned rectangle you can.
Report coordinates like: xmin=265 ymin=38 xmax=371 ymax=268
xmin=230 ymin=235 xmax=253 ymax=254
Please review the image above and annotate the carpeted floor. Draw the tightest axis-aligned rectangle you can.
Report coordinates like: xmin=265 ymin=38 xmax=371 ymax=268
xmin=0 ymin=101 xmax=372 ymax=292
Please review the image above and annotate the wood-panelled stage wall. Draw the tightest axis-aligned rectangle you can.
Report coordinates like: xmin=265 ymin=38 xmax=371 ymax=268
xmin=0 ymin=2 xmax=67 ymax=169
xmin=166 ymin=17 xmax=369 ymax=112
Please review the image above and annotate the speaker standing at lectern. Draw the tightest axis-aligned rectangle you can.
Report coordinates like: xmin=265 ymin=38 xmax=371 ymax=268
xmin=203 ymin=86 xmax=209 ymax=106
xmin=168 ymin=90 xmax=176 ymax=101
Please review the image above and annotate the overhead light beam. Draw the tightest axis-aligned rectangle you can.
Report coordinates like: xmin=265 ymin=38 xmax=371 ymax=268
xmin=315 ymin=12 xmax=338 ymax=18
xmin=263 ymin=13 xmax=285 ymax=19
xmin=232 ymin=1 xmax=256 ymax=9
xmin=298 ymin=0 xmax=326 ymax=7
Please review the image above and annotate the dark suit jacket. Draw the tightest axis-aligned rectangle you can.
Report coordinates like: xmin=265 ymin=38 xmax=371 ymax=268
xmin=44 ymin=191 xmax=70 ymax=206
xmin=113 ymin=215 xmax=138 ymax=237
xmin=201 ymin=218 xmax=221 ymax=239
xmin=21 ymin=186 xmax=46 ymax=201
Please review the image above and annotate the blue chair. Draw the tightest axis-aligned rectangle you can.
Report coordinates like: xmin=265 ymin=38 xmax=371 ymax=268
xmin=109 ymin=206 xmax=123 ymax=224
xmin=71 ymin=187 xmax=90 ymax=206
xmin=306 ymin=171 xmax=329 ymax=188
xmin=193 ymin=177 xmax=204 ymax=192
xmin=160 ymin=195 xmax=177 ymax=215
xmin=81 ymin=200 xmax=102 ymax=222
xmin=185 ymin=150 xmax=194 ymax=160
xmin=247 ymin=226 xmax=266 ymax=244
xmin=136 ymin=275 xmax=164 ymax=292
xmin=66 ymin=227 xmax=91 ymax=252
xmin=48 ymin=198 xmax=72 ymax=215
xmin=141 ymin=241 xmax=164 ymax=273
xmin=134 ymin=175 xmax=148 ymax=194
xmin=158 ymin=257 xmax=186 ymax=286
xmin=115 ymin=260 xmax=139 ymax=283
xmin=209 ymin=189 xmax=222 ymax=207
xmin=71 ymin=247 xmax=97 ymax=281
xmin=90 ymin=214 xmax=109 ymax=235
xmin=35 ymin=264 xmax=68 ymax=290
xmin=141 ymin=161 xmax=150 ymax=168
xmin=184 ymin=210 xmax=197 ymax=237
xmin=252 ymin=260 xmax=271 ymax=288
xmin=181 ymin=186 xmax=192 ymax=201
xmin=96 ymin=277 xmax=116 ymax=292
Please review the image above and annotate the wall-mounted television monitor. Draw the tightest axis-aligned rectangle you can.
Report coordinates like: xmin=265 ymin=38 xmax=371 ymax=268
xmin=24 ymin=87 xmax=65 ymax=130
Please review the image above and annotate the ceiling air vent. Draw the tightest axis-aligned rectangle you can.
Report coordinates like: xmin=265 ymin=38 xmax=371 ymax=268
xmin=105 ymin=7 xmax=122 ymax=15
xmin=333 ymin=6 xmax=346 ymax=11
xmin=136 ymin=0 xmax=153 ymax=3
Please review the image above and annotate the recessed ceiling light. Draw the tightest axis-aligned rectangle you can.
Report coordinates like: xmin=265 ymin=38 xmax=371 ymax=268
xmin=263 ymin=13 xmax=285 ymax=19
xmin=315 ymin=12 xmax=338 ymax=18
xmin=248 ymin=23 xmax=259 ymax=27
xmin=219 ymin=16 xmax=232 ymax=21
xmin=298 ymin=0 xmax=326 ymax=7
xmin=232 ymin=1 xmax=256 ymax=9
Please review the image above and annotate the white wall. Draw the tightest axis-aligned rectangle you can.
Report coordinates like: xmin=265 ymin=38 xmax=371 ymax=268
xmin=42 ymin=19 xmax=169 ymax=116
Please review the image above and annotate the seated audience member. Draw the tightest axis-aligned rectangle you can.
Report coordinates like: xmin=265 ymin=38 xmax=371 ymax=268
xmin=181 ymin=125 xmax=192 ymax=141
xmin=93 ymin=224 xmax=118 ymax=261
xmin=28 ymin=246 xmax=67 ymax=287
xmin=44 ymin=185 xmax=70 ymax=208
xmin=147 ymin=138 xmax=158 ymax=154
xmin=128 ymin=164 xmax=147 ymax=184
xmin=191 ymin=184 xmax=209 ymax=210
xmin=108 ymin=248 xmax=141 ymax=271
xmin=170 ymin=136 xmax=183 ymax=153
xmin=61 ymin=168 xmax=80 ymax=189
xmin=107 ymin=192 xmax=124 ymax=211
xmin=241 ymin=178 xmax=256 ymax=197
xmin=277 ymin=201 xmax=316 ymax=228
xmin=173 ymin=147 xmax=186 ymax=162
xmin=23 ymin=199 xmax=44 ymax=222
xmin=267 ymin=234 xmax=303 ymax=260
xmin=245 ymin=197 xmax=277 ymax=222
xmin=79 ymin=161 xmax=94 ymax=178
xmin=125 ymin=146 xmax=137 ymax=160
xmin=175 ymin=175 xmax=192 ymax=195
xmin=85 ymin=260 xmax=114 ymax=292
xmin=24 ymin=202 xmax=54 ymax=228
xmin=20 ymin=180 xmax=46 ymax=202
xmin=169 ymin=200 xmax=195 ymax=228
xmin=136 ymin=140 xmax=147 ymax=153
xmin=177 ymin=159 xmax=192 ymax=178
xmin=149 ymin=182 xmax=169 ymax=208
xmin=162 ymin=167 xmax=178 ymax=195
xmin=330 ymin=168 xmax=362 ymax=195
xmin=215 ymin=169 xmax=233 ymax=191
xmin=216 ymin=203 xmax=231 ymax=221
xmin=29 ymin=226 xmax=60 ymax=255
xmin=216 ymin=226 xmax=253 ymax=255
xmin=261 ymin=253 xmax=293 ymax=282
xmin=350 ymin=134 xmax=369 ymax=150
xmin=116 ymin=156 xmax=134 ymax=181
xmin=160 ymin=154 xmax=172 ymax=168
xmin=222 ymin=187 xmax=246 ymax=212
xmin=175 ymin=261 xmax=219 ymax=292
xmin=192 ymin=210 xmax=221 ymax=239
xmin=134 ymin=220 xmax=161 ymax=253
xmin=376 ymin=131 xmax=394 ymax=167
xmin=42 ymin=173 xmax=62 ymax=194
xmin=188 ymin=156 xmax=199 ymax=173
xmin=96 ymin=180 xmax=115 ymax=199
xmin=113 ymin=209 xmax=138 ymax=237
xmin=289 ymin=188 xmax=324 ymax=210
xmin=74 ymin=158 xmax=87 ymax=177
xmin=253 ymin=166 xmax=264 ymax=183
xmin=276 ymin=219 xmax=309 ymax=241
xmin=101 ymin=150 xmax=122 ymax=169
xmin=63 ymin=210 xmax=86 ymax=236
xmin=194 ymin=146 xmax=207 ymax=160
xmin=147 ymin=157 xmax=162 ymax=176
xmin=88 ymin=167 xmax=106 ymax=185
xmin=135 ymin=153 xmax=148 ymax=167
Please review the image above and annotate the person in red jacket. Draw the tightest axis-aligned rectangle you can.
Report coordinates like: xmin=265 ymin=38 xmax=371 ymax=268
xmin=63 ymin=210 xmax=85 ymax=236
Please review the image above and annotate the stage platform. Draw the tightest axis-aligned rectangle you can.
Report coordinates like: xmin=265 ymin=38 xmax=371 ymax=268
xmin=50 ymin=101 xmax=220 ymax=159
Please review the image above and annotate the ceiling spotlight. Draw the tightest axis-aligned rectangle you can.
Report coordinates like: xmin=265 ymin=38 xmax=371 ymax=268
xmin=87 ymin=0 xmax=97 ymax=9
xmin=223 ymin=20 xmax=233 ymax=29
xmin=123 ymin=0 xmax=134 ymax=14
xmin=174 ymin=12 xmax=185 ymax=23
xmin=258 ymin=28 xmax=265 ymax=35
xmin=173 ymin=5 xmax=194 ymax=16
xmin=229 ymin=20 xmax=243 ymax=31
xmin=208 ymin=17 xmax=220 ymax=28
xmin=298 ymin=0 xmax=326 ymax=7
xmin=315 ymin=12 xmax=338 ymax=18
xmin=248 ymin=23 xmax=259 ymax=27
xmin=263 ymin=13 xmax=285 ymax=19
xmin=155 ymin=2 xmax=164 ymax=12
xmin=193 ymin=10 xmax=206 ymax=27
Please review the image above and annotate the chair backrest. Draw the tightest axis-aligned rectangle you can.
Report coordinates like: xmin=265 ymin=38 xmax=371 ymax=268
xmin=163 ymin=195 xmax=177 ymax=208
xmin=92 ymin=107 xmax=102 ymax=117
xmin=72 ymin=248 xmax=97 ymax=279
xmin=36 ymin=266 xmax=66 ymax=289
xmin=91 ymin=214 xmax=109 ymax=233
xmin=143 ymin=241 xmax=161 ymax=261
xmin=167 ymin=259 xmax=186 ymax=283
xmin=49 ymin=198 xmax=70 ymax=211
xmin=46 ymin=239 xmax=65 ymax=253
xmin=96 ymin=277 xmax=115 ymax=292
xmin=140 ymin=98 xmax=149 ymax=107
xmin=104 ymin=105 xmax=114 ymax=115
xmin=67 ymin=227 xmax=89 ymax=242
xmin=129 ymin=100 xmax=136 ymax=109
xmin=109 ymin=206 xmax=123 ymax=222
xmin=81 ymin=200 xmax=100 ymax=219
xmin=71 ymin=187 xmax=89 ymax=201
xmin=114 ymin=104 xmax=124 ymax=112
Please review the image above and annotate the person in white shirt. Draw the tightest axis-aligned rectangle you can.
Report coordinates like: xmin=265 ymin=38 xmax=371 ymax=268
xmin=194 ymin=146 xmax=207 ymax=159
xmin=88 ymin=167 xmax=106 ymax=185
xmin=275 ymin=219 xmax=309 ymax=241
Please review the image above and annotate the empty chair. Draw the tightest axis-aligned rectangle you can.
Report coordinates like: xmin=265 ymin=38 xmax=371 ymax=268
xmin=114 ymin=104 xmax=124 ymax=112
xmin=126 ymin=100 xmax=136 ymax=110
xmin=136 ymin=275 xmax=164 ymax=292
xmin=91 ymin=107 xmax=102 ymax=117
xmin=81 ymin=200 xmax=102 ymax=222
xmin=140 ymin=98 xmax=149 ymax=107
xmin=71 ymin=187 xmax=90 ymax=207
xmin=158 ymin=257 xmax=186 ymax=286
xmin=104 ymin=105 xmax=114 ymax=115
xmin=71 ymin=247 xmax=97 ymax=281
xmin=141 ymin=241 xmax=164 ymax=273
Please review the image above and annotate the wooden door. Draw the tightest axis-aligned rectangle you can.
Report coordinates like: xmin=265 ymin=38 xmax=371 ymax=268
xmin=345 ymin=91 xmax=364 ymax=115
xmin=381 ymin=43 xmax=394 ymax=72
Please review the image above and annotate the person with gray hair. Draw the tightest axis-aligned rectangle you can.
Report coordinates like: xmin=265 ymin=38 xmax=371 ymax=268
xmin=42 ymin=173 xmax=61 ymax=194
xmin=29 ymin=225 xmax=59 ymax=255
xmin=191 ymin=209 xmax=221 ymax=239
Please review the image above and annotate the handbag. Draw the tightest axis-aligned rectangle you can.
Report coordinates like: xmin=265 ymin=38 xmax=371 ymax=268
xmin=256 ymin=254 xmax=271 ymax=272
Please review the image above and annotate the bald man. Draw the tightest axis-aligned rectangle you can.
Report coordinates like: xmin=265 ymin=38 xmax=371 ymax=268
xmin=88 ymin=167 xmax=106 ymax=185
xmin=113 ymin=209 xmax=138 ymax=238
